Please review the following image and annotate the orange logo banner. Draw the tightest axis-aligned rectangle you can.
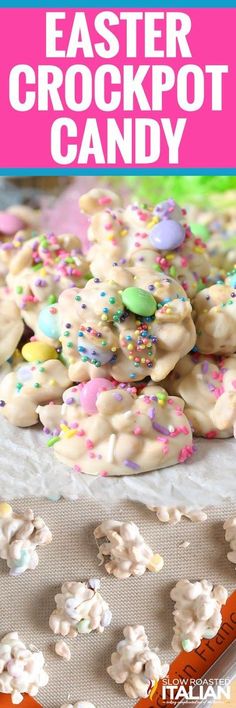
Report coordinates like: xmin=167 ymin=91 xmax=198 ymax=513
xmin=135 ymin=590 xmax=236 ymax=708
xmin=0 ymin=696 xmax=41 ymax=706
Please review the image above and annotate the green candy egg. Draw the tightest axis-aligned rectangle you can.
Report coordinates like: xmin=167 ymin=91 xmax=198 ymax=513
xmin=76 ymin=618 xmax=91 ymax=634
xmin=122 ymin=287 xmax=156 ymax=317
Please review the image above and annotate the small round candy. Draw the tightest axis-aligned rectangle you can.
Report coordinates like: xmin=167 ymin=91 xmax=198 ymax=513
xmin=0 ymin=211 xmax=24 ymax=236
xmin=22 ymin=341 xmax=58 ymax=362
xmin=38 ymin=305 xmax=60 ymax=340
xmin=122 ymin=287 xmax=156 ymax=317
xmin=79 ymin=378 xmax=114 ymax=414
xmin=149 ymin=219 xmax=185 ymax=251
xmin=0 ymin=502 xmax=12 ymax=518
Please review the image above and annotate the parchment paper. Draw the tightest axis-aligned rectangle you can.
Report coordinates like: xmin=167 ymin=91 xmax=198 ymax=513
xmin=0 ymin=418 xmax=235 ymax=506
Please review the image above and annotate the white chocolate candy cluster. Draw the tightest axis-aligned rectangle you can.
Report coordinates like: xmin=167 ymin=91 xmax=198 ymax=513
xmin=0 ymin=359 xmax=70 ymax=427
xmin=38 ymin=383 xmax=193 ymax=476
xmin=0 ymin=503 xmax=52 ymax=576
xmin=6 ymin=233 xmax=89 ymax=337
xmin=58 ymin=270 xmax=196 ymax=384
xmin=49 ymin=579 xmax=112 ymax=638
xmin=107 ymin=624 xmax=169 ymax=699
xmin=193 ymin=283 xmax=236 ymax=355
xmin=0 ymin=295 xmax=24 ymax=365
xmin=170 ymin=579 xmax=228 ymax=652
xmin=223 ymin=517 xmax=236 ymax=565
xmin=147 ymin=505 xmax=207 ymax=524
xmin=79 ymin=190 xmax=210 ymax=299
xmin=165 ymin=353 xmax=236 ymax=438
xmin=0 ymin=632 xmax=49 ymax=704
xmin=61 ymin=703 xmax=96 ymax=708
xmin=94 ymin=519 xmax=163 ymax=579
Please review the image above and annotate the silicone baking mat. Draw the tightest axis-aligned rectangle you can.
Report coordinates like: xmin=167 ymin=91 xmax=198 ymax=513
xmin=0 ymin=498 xmax=235 ymax=708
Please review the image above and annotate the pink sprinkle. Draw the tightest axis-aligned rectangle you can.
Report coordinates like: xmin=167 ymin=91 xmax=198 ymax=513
xmin=98 ymin=196 xmax=112 ymax=205
xmin=100 ymin=470 xmax=108 ymax=477
xmin=86 ymin=439 xmax=94 ymax=449
xmin=74 ymin=464 xmax=81 ymax=473
xmin=133 ymin=426 xmax=142 ymax=436
xmin=206 ymin=430 xmax=218 ymax=439
xmin=178 ymin=445 xmax=194 ymax=463
xmin=76 ymin=429 xmax=85 ymax=437
xmin=232 ymin=380 xmax=236 ymax=389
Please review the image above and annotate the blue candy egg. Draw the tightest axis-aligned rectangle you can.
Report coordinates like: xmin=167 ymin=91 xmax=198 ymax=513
xmin=38 ymin=305 xmax=60 ymax=340
xmin=149 ymin=220 xmax=185 ymax=251
xmin=227 ymin=271 xmax=236 ymax=289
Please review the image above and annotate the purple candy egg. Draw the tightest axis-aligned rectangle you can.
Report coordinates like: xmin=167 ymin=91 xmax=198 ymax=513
xmin=149 ymin=220 xmax=185 ymax=251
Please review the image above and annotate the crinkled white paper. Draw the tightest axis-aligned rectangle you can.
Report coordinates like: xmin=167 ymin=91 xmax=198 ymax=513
xmin=0 ymin=418 xmax=236 ymax=506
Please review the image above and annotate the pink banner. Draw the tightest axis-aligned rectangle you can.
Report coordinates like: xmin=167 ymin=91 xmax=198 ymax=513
xmin=0 ymin=8 xmax=235 ymax=168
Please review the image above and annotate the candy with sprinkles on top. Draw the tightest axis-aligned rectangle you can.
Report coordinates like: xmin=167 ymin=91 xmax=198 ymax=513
xmin=79 ymin=189 xmax=210 ymax=299
xmin=0 ymin=358 xmax=70 ymax=427
xmin=57 ymin=268 xmax=196 ymax=383
xmin=6 ymin=232 xmax=90 ymax=338
xmin=165 ymin=352 xmax=236 ymax=438
xmin=192 ymin=281 xmax=236 ymax=355
xmin=37 ymin=382 xmax=193 ymax=476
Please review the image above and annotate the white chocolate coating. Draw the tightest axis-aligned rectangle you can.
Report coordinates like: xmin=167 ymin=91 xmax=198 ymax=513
xmin=193 ymin=283 xmax=236 ymax=355
xmin=223 ymin=517 xmax=236 ymax=565
xmin=0 ymin=503 xmax=52 ymax=576
xmin=58 ymin=269 xmax=196 ymax=384
xmin=6 ymin=233 xmax=89 ymax=335
xmin=0 ymin=359 xmax=70 ymax=427
xmin=165 ymin=353 xmax=236 ymax=438
xmin=79 ymin=190 xmax=210 ymax=299
xmin=0 ymin=294 xmax=24 ymax=365
xmin=170 ymin=579 xmax=228 ymax=652
xmin=49 ymin=579 xmax=112 ymax=638
xmin=38 ymin=383 xmax=193 ymax=476
xmin=0 ymin=632 xmax=49 ymax=704
xmin=107 ymin=624 xmax=169 ymax=699
xmin=54 ymin=640 xmax=71 ymax=661
xmin=94 ymin=520 xmax=163 ymax=579
xmin=147 ymin=506 xmax=207 ymax=524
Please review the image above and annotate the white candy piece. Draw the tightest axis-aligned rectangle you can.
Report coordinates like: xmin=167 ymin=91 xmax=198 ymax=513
xmin=94 ymin=520 xmax=164 ymax=579
xmin=0 ymin=503 xmax=52 ymax=576
xmin=0 ymin=632 xmax=49 ymax=704
xmin=170 ymin=579 xmax=228 ymax=652
xmin=223 ymin=517 xmax=236 ymax=565
xmin=54 ymin=640 xmax=71 ymax=661
xmin=61 ymin=703 xmax=96 ymax=708
xmin=147 ymin=506 xmax=207 ymax=524
xmin=107 ymin=624 xmax=169 ymax=699
xmin=49 ymin=579 xmax=112 ymax=638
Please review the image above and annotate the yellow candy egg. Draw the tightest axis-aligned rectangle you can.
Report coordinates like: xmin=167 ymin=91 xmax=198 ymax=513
xmin=147 ymin=553 xmax=164 ymax=573
xmin=22 ymin=342 xmax=58 ymax=363
xmin=0 ymin=502 xmax=12 ymax=518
